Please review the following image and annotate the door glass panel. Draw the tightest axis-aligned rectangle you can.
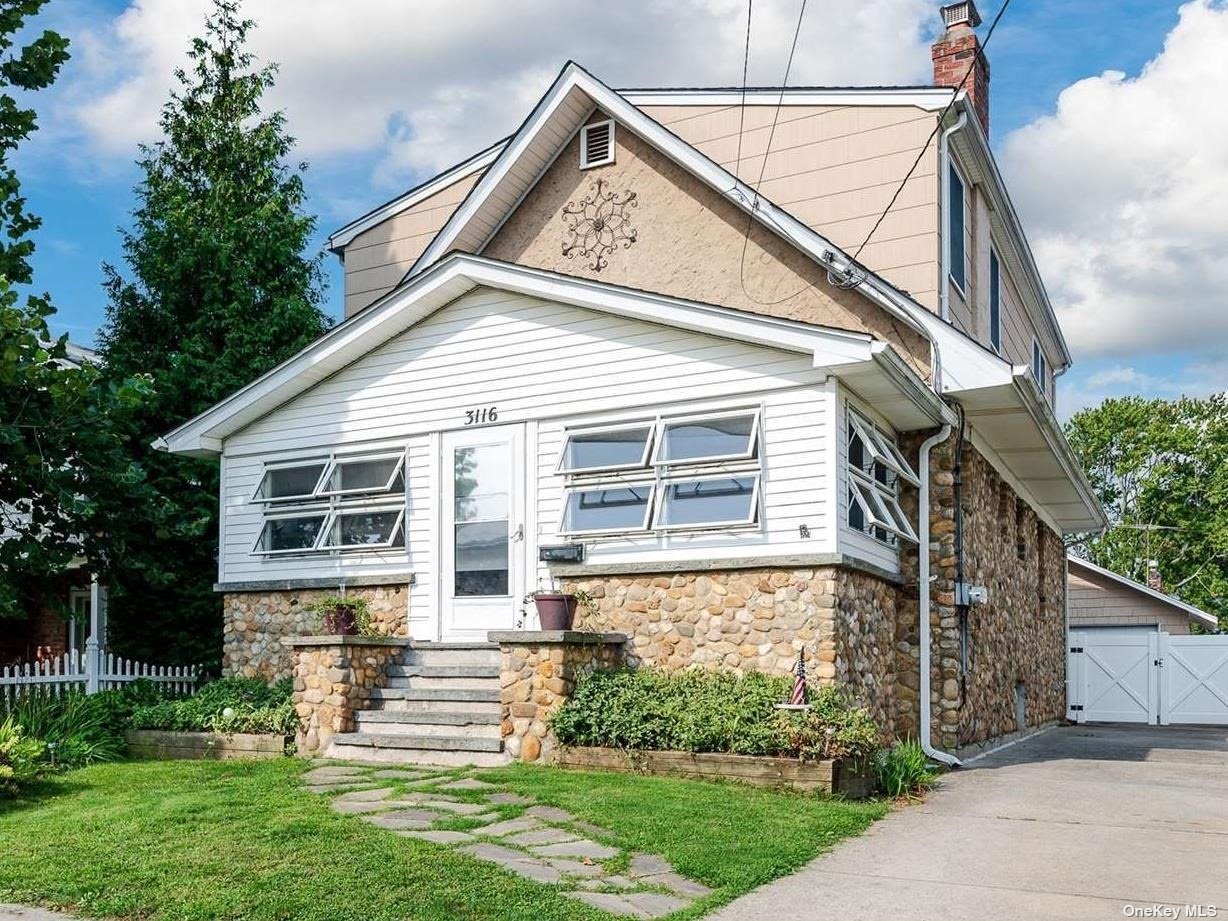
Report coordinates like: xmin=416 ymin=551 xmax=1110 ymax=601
xmin=453 ymin=443 xmax=510 ymax=596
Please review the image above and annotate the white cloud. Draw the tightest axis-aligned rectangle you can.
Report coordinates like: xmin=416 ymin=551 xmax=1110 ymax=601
xmin=1057 ymin=354 xmax=1228 ymax=419
xmin=56 ymin=0 xmax=934 ymax=182
xmin=1001 ymin=0 xmax=1228 ymax=361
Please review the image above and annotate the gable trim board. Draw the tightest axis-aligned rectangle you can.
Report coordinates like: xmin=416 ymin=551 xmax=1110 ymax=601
xmin=620 ymin=86 xmax=956 ymax=108
xmin=326 ymin=140 xmax=506 ymax=254
xmin=155 ymin=253 xmax=950 ymax=459
xmin=1068 ymin=556 xmax=1219 ymax=631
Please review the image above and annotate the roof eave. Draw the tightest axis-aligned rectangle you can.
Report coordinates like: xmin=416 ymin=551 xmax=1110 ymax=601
xmin=1067 ymin=555 xmax=1220 ymax=629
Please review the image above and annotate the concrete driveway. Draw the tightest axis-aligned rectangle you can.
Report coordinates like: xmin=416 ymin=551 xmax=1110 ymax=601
xmin=712 ymin=724 xmax=1228 ymax=921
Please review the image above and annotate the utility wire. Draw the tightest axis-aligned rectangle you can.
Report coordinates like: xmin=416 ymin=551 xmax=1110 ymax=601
xmin=850 ymin=0 xmax=1012 ymax=263
xmin=730 ymin=0 xmax=1011 ymax=305
xmin=731 ymin=0 xmax=753 ymax=184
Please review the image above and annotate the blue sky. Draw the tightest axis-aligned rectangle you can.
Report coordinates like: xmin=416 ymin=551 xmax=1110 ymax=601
xmin=17 ymin=0 xmax=1225 ymax=418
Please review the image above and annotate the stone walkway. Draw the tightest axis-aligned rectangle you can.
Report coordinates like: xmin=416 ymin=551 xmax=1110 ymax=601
xmin=303 ymin=762 xmax=714 ymax=918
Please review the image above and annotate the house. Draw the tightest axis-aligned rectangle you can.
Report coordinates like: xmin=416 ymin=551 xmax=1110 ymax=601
xmin=1068 ymin=556 xmax=1218 ymax=635
xmin=1 ymin=342 xmax=108 ymax=669
xmin=158 ymin=1 xmax=1104 ymax=764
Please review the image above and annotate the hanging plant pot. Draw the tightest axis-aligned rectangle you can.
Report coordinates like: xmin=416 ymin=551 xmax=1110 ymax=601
xmin=533 ymin=593 xmax=578 ymax=631
xmin=322 ymin=604 xmax=359 ymax=636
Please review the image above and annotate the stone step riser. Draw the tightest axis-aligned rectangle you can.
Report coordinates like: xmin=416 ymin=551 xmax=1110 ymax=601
xmin=371 ymin=687 xmax=501 ymax=703
xmin=351 ymin=719 xmax=502 ymax=739
xmin=374 ymin=698 xmax=502 ymax=716
xmin=387 ymin=664 xmax=500 ymax=679
xmin=332 ymin=732 xmax=503 ymax=753
xmin=324 ymin=741 xmax=510 ymax=768
xmin=355 ymin=709 xmax=502 ymax=727
xmin=400 ymin=646 xmax=501 ymax=668
xmin=384 ymin=675 xmax=501 ymax=691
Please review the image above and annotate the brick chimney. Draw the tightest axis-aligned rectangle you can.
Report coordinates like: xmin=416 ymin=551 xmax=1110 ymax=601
xmin=1147 ymin=560 xmax=1163 ymax=592
xmin=932 ymin=1 xmax=990 ymax=135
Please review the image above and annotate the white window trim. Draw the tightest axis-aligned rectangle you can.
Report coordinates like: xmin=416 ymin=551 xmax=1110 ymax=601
xmin=316 ymin=452 xmax=406 ymax=498
xmin=250 ymin=458 xmax=328 ymax=504
xmin=320 ymin=505 xmax=406 ymax=551
xmin=252 ymin=508 xmax=330 ymax=556
xmin=579 ymin=118 xmax=615 ymax=169
xmin=652 ymin=409 xmax=760 ymax=467
xmin=556 ymin=421 xmax=656 ymax=475
xmin=1032 ymin=336 xmax=1047 ymax=387
xmin=558 ymin=481 xmax=656 ymax=537
xmin=988 ymin=247 xmax=1002 ymax=354
xmin=947 ymin=160 xmax=968 ymax=297
xmin=654 ymin=472 xmax=762 ymax=533
xmin=848 ymin=411 xmax=920 ymax=488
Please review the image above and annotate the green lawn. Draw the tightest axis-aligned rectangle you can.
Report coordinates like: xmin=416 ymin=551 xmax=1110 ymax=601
xmin=0 ymin=759 xmax=885 ymax=921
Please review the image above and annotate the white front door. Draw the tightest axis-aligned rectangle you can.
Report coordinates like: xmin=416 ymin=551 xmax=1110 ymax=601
xmin=440 ymin=424 xmax=526 ymax=641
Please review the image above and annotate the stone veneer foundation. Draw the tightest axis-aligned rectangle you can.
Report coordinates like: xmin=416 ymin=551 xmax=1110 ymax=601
xmin=222 ymin=583 xmax=410 ymax=681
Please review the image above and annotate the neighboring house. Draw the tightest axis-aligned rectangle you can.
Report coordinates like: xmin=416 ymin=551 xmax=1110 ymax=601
xmin=158 ymin=1 xmax=1104 ymax=762
xmin=1068 ymin=556 xmax=1219 ymax=636
xmin=1 ymin=342 xmax=107 ymax=668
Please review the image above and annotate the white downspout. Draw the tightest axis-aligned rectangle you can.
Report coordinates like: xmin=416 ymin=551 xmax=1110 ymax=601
xmin=938 ymin=111 xmax=968 ymax=324
xmin=918 ymin=424 xmax=961 ymax=767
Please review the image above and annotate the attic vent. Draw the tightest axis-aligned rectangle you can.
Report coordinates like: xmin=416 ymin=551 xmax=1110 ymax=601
xmin=580 ymin=119 xmax=615 ymax=169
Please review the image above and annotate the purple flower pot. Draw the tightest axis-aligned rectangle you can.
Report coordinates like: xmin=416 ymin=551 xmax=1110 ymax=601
xmin=533 ymin=594 xmax=578 ymax=631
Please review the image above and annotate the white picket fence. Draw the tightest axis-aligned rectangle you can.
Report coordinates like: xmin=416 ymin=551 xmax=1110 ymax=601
xmin=0 ymin=650 xmax=199 ymax=705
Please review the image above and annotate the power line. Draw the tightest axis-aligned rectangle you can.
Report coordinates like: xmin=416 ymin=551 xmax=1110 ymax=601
xmin=730 ymin=0 xmax=1012 ymax=306
xmin=851 ymin=0 xmax=1012 ymax=262
xmin=735 ymin=0 xmax=809 ymax=306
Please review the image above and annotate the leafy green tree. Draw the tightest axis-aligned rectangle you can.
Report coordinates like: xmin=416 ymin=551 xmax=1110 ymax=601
xmin=99 ymin=0 xmax=330 ymax=666
xmin=0 ymin=2 xmax=167 ymax=620
xmin=1066 ymin=394 xmax=1228 ymax=629
xmin=0 ymin=287 xmax=169 ymax=617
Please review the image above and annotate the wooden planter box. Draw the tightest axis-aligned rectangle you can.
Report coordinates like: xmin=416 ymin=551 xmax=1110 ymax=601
xmin=555 ymin=746 xmax=875 ymax=798
xmin=126 ymin=730 xmax=287 ymax=761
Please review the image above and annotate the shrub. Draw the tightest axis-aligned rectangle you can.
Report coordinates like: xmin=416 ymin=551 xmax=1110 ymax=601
xmin=129 ymin=677 xmax=295 ymax=735
xmin=0 ymin=715 xmax=46 ymax=795
xmin=551 ymin=668 xmax=882 ymax=761
xmin=1 ymin=690 xmax=130 ymax=770
xmin=777 ymin=687 xmax=882 ymax=761
xmin=875 ymin=740 xmax=937 ymax=797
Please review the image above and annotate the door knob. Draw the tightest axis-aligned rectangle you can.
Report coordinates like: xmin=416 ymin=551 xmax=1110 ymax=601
xmin=511 ymin=524 xmax=524 ymax=542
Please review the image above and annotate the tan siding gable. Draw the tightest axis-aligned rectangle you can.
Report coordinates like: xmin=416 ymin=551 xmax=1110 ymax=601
xmin=641 ymin=103 xmax=940 ymax=312
xmin=1068 ymin=568 xmax=1194 ymax=635
xmin=483 ymin=114 xmax=931 ymax=374
xmin=342 ymin=171 xmax=483 ymax=317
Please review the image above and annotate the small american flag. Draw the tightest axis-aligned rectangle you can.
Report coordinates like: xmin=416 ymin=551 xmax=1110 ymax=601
xmin=788 ymin=651 xmax=808 ymax=706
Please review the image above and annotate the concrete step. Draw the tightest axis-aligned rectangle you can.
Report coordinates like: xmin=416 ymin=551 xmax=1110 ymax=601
xmin=387 ymin=663 xmax=500 ymax=680
xmin=323 ymin=739 xmax=510 ymax=768
xmin=376 ymin=697 xmax=503 ymax=715
xmin=331 ymin=732 xmax=503 ymax=753
xmin=400 ymin=643 xmax=501 ymax=668
xmin=371 ymin=687 xmax=501 ymax=703
xmin=384 ymin=675 xmax=501 ymax=691
xmin=352 ymin=718 xmax=502 ymax=739
xmin=356 ymin=709 xmax=502 ymax=727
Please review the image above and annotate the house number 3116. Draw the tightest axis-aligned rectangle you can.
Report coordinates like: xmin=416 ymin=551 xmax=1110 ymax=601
xmin=464 ymin=406 xmax=498 ymax=425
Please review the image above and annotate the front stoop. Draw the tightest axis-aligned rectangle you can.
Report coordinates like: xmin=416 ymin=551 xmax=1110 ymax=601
xmin=326 ymin=642 xmax=510 ymax=767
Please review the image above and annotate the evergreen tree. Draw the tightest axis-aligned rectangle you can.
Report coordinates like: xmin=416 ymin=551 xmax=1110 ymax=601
xmin=100 ymin=0 xmax=330 ymax=666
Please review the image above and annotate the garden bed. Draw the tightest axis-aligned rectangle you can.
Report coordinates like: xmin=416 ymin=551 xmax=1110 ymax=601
xmin=556 ymin=745 xmax=875 ymax=797
xmin=126 ymin=729 xmax=286 ymax=760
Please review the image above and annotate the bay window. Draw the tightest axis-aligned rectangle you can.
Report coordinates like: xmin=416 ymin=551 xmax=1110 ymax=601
xmin=251 ymin=451 xmax=405 ymax=556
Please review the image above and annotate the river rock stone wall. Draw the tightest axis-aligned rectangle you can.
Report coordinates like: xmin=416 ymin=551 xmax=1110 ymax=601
xmin=290 ymin=638 xmax=404 ymax=757
xmin=222 ymin=584 xmax=409 ymax=681
xmin=897 ymin=430 xmax=1068 ymax=749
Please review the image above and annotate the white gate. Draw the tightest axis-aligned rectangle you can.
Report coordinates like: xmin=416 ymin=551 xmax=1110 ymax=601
xmin=1068 ymin=630 xmax=1228 ymax=726
xmin=1160 ymin=634 xmax=1228 ymax=726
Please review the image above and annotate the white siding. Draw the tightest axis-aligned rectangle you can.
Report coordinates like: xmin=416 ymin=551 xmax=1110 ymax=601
xmin=220 ymin=288 xmax=836 ymax=609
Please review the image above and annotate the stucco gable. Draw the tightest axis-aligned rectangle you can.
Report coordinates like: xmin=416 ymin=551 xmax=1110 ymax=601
xmin=484 ymin=112 xmax=931 ymax=374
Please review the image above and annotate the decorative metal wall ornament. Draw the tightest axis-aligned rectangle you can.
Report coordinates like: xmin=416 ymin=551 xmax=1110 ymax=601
xmin=561 ymin=179 xmax=638 ymax=272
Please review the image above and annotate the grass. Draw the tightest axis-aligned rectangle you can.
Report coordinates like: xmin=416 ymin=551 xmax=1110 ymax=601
xmin=0 ymin=759 xmax=886 ymax=920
